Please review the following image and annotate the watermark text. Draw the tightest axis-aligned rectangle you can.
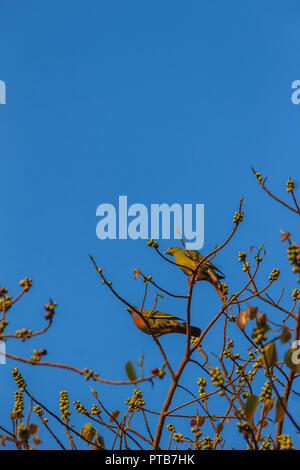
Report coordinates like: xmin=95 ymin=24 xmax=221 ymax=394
xmin=96 ymin=196 xmax=204 ymax=250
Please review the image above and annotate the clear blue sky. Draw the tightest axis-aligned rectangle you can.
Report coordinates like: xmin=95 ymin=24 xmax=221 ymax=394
xmin=0 ymin=0 xmax=300 ymax=449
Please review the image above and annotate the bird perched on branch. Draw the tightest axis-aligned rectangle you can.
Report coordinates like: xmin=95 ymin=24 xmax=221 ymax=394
xmin=126 ymin=307 xmax=201 ymax=338
xmin=164 ymin=246 xmax=225 ymax=284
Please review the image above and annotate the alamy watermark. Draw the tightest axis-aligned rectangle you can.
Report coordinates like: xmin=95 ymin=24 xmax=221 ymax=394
xmin=96 ymin=196 xmax=204 ymax=250
xmin=291 ymin=80 xmax=300 ymax=104
xmin=291 ymin=340 xmax=300 ymax=366
xmin=0 ymin=80 xmax=6 ymax=104
xmin=0 ymin=341 xmax=6 ymax=364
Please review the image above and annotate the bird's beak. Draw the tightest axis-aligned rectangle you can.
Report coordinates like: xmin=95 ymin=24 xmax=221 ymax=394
xmin=164 ymin=250 xmax=170 ymax=256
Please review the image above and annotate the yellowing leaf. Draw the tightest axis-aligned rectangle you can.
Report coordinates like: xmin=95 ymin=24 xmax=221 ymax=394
xmin=216 ymin=423 xmax=223 ymax=434
xmin=80 ymin=423 xmax=96 ymax=444
xmin=109 ymin=410 xmax=120 ymax=423
xmin=284 ymin=346 xmax=300 ymax=373
xmin=29 ymin=423 xmax=38 ymax=435
xmin=90 ymin=387 xmax=97 ymax=398
xmin=33 ymin=434 xmax=41 ymax=445
xmin=280 ymin=327 xmax=291 ymax=344
xmin=275 ymin=397 xmax=286 ymax=423
xmin=236 ymin=306 xmax=257 ymax=330
xmin=248 ymin=306 xmax=258 ymax=319
xmin=133 ymin=269 xmax=141 ymax=279
xmin=264 ymin=398 xmax=274 ymax=414
xmin=236 ymin=310 xmax=249 ymax=331
xmin=196 ymin=416 xmax=205 ymax=427
xmin=257 ymin=312 xmax=267 ymax=327
xmin=92 ymin=434 xmax=105 ymax=450
xmin=262 ymin=342 xmax=278 ymax=368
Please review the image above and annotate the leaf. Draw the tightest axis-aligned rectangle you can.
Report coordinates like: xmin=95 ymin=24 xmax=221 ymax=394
xmin=257 ymin=313 xmax=267 ymax=327
xmin=248 ymin=306 xmax=258 ymax=319
xmin=280 ymin=327 xmax=291 ymax=344
xmin=29 ymin=423 xmax=38 ymax=435
xmin=133 ymin=269 xmax=140 ymax=279
xmin=244 ymin=395 xmax=259 ymax=424
xmin=262 ymin=342 xmax=278 ymax=368
xmin=92 ymin=434 xmax=105 ymax=450
xmin=275 ymin=397 xmax=286 ymax=423
xmin=280 ymin=231 xmax=291 ymax=242
xmin=80 ymin=423 xmax=96 ymax=444
xmin=284 ymin=346 xmax=300 ymax=373
xmin=90 ymin=387 xmax=97 ymax=398
xmin=249 ymin=246 xmax=254 ymax=255
xmin=139 ymin=352 xmax=144 ymax=368
xmin=33 ymin=434 xmax=42 ymax=445
xmin=236 ymin=310 xmax=249 ymax=331
xmin=236 ymin=306 xmax=257 ymax=331
xmin=216 ymin=423 xmax=223 ymax=434
xmin=109 ymin=410 xmax=120 ymax=423
xmin=196 ymin=416 xmax=205 ymax=427
xmin=125 ymin=361 xmax=137 ymax=381
xmin=264 ymin=398 xmax=274 ymax=414
xmin=139 ymin=352 xmax=144 ymax=377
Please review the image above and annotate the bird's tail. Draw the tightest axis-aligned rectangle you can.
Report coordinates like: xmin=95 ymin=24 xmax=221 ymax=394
xmin=208 ymin=268 xmax=225 ymax=283
xmin=190 ymin=325 xmax=201 ymax=337
xmin=177 ymin=323 xmax=201 ymax=337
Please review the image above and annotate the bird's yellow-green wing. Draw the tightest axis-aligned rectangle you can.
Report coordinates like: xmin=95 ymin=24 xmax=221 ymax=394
xmin=142 ymin=309 xmax=183 ymax=322
xmin=185 ymin=249 xmax=224 ymax=276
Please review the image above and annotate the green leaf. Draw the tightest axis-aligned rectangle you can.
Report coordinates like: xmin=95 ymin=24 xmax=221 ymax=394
xmin=284 ymin=346 xmax=300 ymax=373
xmin=125 ymin=361 xmax=137 ymax=381
xmin=244 ymin=395 xmax=259 ymax=424
xmin=275 ymin=397 xmax=286 ymax=423
xmin=109 ymin=410 xmax=120 ymax=423
xmin=262 ymin=342 xmax=278 ymax=368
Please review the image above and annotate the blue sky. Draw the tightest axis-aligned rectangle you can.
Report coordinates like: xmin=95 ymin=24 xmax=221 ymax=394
xmin=0 ymin=0 xmax=300 ymax=449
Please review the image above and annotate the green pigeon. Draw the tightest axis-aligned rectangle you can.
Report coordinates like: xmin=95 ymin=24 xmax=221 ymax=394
xmin=126 ymin=307 xmax=201 ymax=337
xmin=164 ymin=246 xmax=225 ymax=284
